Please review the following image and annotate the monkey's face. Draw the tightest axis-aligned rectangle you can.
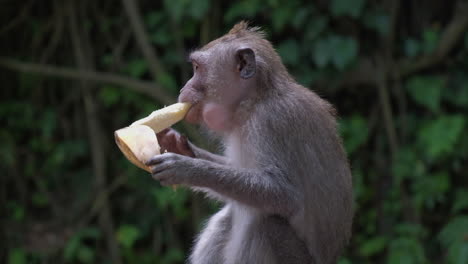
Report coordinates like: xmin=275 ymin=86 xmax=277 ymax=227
xmin=178 ymin=45 xmax=257 ymax=132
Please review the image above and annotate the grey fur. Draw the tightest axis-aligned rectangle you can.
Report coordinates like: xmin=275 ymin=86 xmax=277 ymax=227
xmin=149 ymin=22 xmax=353 ymax=264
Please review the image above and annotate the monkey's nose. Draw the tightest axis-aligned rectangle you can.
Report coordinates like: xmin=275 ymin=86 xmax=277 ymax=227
xmin=178 ymin=88 xmax=200 ymax=104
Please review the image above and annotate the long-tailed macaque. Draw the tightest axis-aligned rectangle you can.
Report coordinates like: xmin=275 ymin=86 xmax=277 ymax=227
xmin=146 ymin=21 xmax=353 ymax=264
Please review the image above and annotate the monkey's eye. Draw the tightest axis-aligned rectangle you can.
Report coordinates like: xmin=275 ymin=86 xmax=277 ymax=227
xmin=193 ymin=63 xmax=199 ymax=71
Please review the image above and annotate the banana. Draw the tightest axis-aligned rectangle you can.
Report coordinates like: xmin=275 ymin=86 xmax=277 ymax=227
xmin=115 ymin=103 xmax=191 ymax=172
xmin=131 ymin=103 xmax=191 ymax=133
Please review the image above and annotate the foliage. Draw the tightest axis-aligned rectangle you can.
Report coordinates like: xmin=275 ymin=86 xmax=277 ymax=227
xmin=2 ymin=0 xmax=468 ymax=263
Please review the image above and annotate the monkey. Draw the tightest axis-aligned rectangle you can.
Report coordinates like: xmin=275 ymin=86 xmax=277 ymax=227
xmin=146 ymin=21 xmax=353 ymax=264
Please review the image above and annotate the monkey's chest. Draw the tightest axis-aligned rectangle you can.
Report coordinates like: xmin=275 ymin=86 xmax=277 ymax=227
xmin=224 ymin=137 xmax=257 ymax=168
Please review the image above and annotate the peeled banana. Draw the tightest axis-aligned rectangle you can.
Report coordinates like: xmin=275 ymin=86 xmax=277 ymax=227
xmin=131 ymin=103 xmax=191 ymax=133
xmin=115 ymin=103 xmax=191 ymax=172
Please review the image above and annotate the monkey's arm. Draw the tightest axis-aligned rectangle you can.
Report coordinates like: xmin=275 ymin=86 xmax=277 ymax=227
xmin=189 ymin=142 xmax=228 ymax=165
xmin=147 ymin=153 xmax=300 ymax=217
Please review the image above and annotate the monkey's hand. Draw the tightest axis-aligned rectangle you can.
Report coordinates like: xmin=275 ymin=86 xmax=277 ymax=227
xmin=157 ymin=128 xmax=228 ymax=165
xmin=156 ymin=128 xmax=195 ymax=157
xmin=146 ymin=153 xmax=198 ymax=186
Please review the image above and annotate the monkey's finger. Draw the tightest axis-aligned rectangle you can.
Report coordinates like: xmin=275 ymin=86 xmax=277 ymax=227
xmin=156 ymin=128 xmax=171 ymax=136
xmin=156 ymin=128 xmax=171 ymax=142
xmin=152 ymin=169 xmax=179 ymax=185
xmin=151 ymin=160 xmax=174 ymax=174
xmin=146 ymin=155 xmax=166 ymax=166
xmin=176 ymin=133 xmax=191 ymax=156
xmin=158 ymin=179 xmax=172 ymax=187
xmin=156 ymin=171 xmax=179 ymax=186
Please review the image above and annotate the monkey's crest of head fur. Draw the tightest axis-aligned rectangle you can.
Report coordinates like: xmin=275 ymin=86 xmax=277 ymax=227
xmin=199 ymin=21 xmax=293 ymax=87
xmin=227 ymin=21 xmax=265 ymax=39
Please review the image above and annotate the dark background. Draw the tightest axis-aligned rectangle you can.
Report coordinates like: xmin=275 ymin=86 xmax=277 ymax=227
xmin=1 ymin=0 xmax=468 ymax=263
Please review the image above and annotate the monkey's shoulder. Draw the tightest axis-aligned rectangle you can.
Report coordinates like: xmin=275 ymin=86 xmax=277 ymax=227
xmin=253 ymin=86 xmax=335 ymax=130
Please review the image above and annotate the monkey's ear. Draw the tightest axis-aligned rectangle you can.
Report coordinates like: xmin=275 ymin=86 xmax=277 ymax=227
xmin=236 ymin=48 xmax=256 ymax=79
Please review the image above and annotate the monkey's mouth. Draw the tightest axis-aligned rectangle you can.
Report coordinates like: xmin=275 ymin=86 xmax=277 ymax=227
xmin=184 ymin=104 xmax=202 ymax=124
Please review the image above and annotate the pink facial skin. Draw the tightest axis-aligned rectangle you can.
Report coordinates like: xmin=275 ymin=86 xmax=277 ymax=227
xmin=202 ymin=102 xmax=232 ymax=132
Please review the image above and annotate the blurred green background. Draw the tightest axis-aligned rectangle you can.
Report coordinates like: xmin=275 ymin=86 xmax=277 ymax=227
xmin=1 ymin=0 xmax=468 ymax=263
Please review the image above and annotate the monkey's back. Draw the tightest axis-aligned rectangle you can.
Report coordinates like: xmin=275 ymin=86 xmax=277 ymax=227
xmin=235 ymin=84 xmax=354 ymax=263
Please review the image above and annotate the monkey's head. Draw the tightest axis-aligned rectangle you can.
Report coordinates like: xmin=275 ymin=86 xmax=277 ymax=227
xmin=178 ymin=21 xmax=288 ymax=132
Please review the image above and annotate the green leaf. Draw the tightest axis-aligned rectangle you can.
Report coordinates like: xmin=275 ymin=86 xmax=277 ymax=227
xmin=358 ymin=236 xmax=387 ymax=257
xmin=12 ymin=206 xmax=24 ymax=221
xmin=64 ymin=227 xmax=101 ymax=261
xmin=291 ymin=9 xmax=309 ymax=29
xmin=145 ymin=12 xmax=164 ymax=29
xmin=80 ymin=227 xmax=102 ymax=239
xmin=465 ymin=31 xmax=468 ymax=49
xmin=439 ymin=216 xmax=468 ymax=246
xmin=448 ymin=243 xmax=468 ymax=264
xmin=438 ymin=216 xmax=468 ymax=264
xmin=412 ymin=172 xmax=450 ymax=209
xmin=77 ymin=246 xmax=94 ymax=263
xmin=99 ymin=86 xmax=121 ymax=107
xmin=224 ymin=0 xmax=260 ymax=22
xmin=64 ymin=236 xmax=81 ymax=261
xmin=394 ymin=223 xmax=427 ymax=237
xmin=387 ymin=237 xmax=426 ymax=264
xmin=313 ymin=38 xmax=332 ymax=68
xmin=158 ymin=72 xmax=178 ymax=94
xmin=422 ymin=28 xmax=440 ymax=54
xmin=40 ymin=109 xmax=56 ymax=139
xmin=188 ymin=0 xmax=210 ymax=19
xmin=404 ymin=38 xmax=421 ymax=58
xmin=340 ymin=115 xmax=369 ymax=154
xmin=117 ymin=225 xmax=141 ymax=248
xmin=443 ymin=73 xmax=468 ymax=107
xmin=363 ymin=12 xmax=390 ymax=36
xmin=313 ymin=35 xmax=358 ymax=70
xmin=331 ymin=0 xmax=366 ymax=18
xmin=161 ymin=248 xmax=185 ymax=263
xmin=163 ymin=0 xmax=189 ymax=22
xmin=453 ymin=189 xmax=468 ymax=213
xmin=150 ymin=27 xmax=172 ymax=46
xmin=406 ymin=75 xmax=444 ymax=112
xmin=330 ymin=36 xmax=358 ymax=70
xmin=393 ymin=147 xmax=425 ymax=183
xmin=153 ymin=187 xmax=190 ymax=220
xmin=7 ymin=201 xmax=25 ymax=221
xmin=305 ymin=17 xmax=328 ymax=41
xmin=126 ymin=59 xmax=148 ymax=78
xmin=8 ymin=248 xmax=27 ymax=264
xmin=32 ymin=192 xmax=48 ymax=207
xmin=418 ymin=115 xmax=465 ymax=159
xmin=277 ymin=39 xmax=300 ymax=65
xmin=272 ymin=7 xmax=294 ymax=32
xmin=337 ymin=258 xmax=352 ymax=264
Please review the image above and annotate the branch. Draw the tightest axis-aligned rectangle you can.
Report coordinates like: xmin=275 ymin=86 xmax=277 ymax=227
xmin=68 ymin=2 xmax=122 ymax=263
xmin=315 ymin=58 xmax=377 ymax=93
xmin=170 ymin=20 xmax=189 ymax=82
xmin=376 ymin=61 xmax=399 ymax=158
xmin=78 ymin=174 xmax=128 ymax=226
xmin=331 ymin=0 xmax=468 ymax=90
xmin=122 ymin=0 xmax=168 ymax=81
xmin=398 ymin=0 xmax=468 ymax=77
xmin=0 ymin=0 xmax=34 ymax=35
xmin=0 ymin=57 xmax=174 ymax=104
xmin=384 ymin=0 xmax=400 ymax=55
